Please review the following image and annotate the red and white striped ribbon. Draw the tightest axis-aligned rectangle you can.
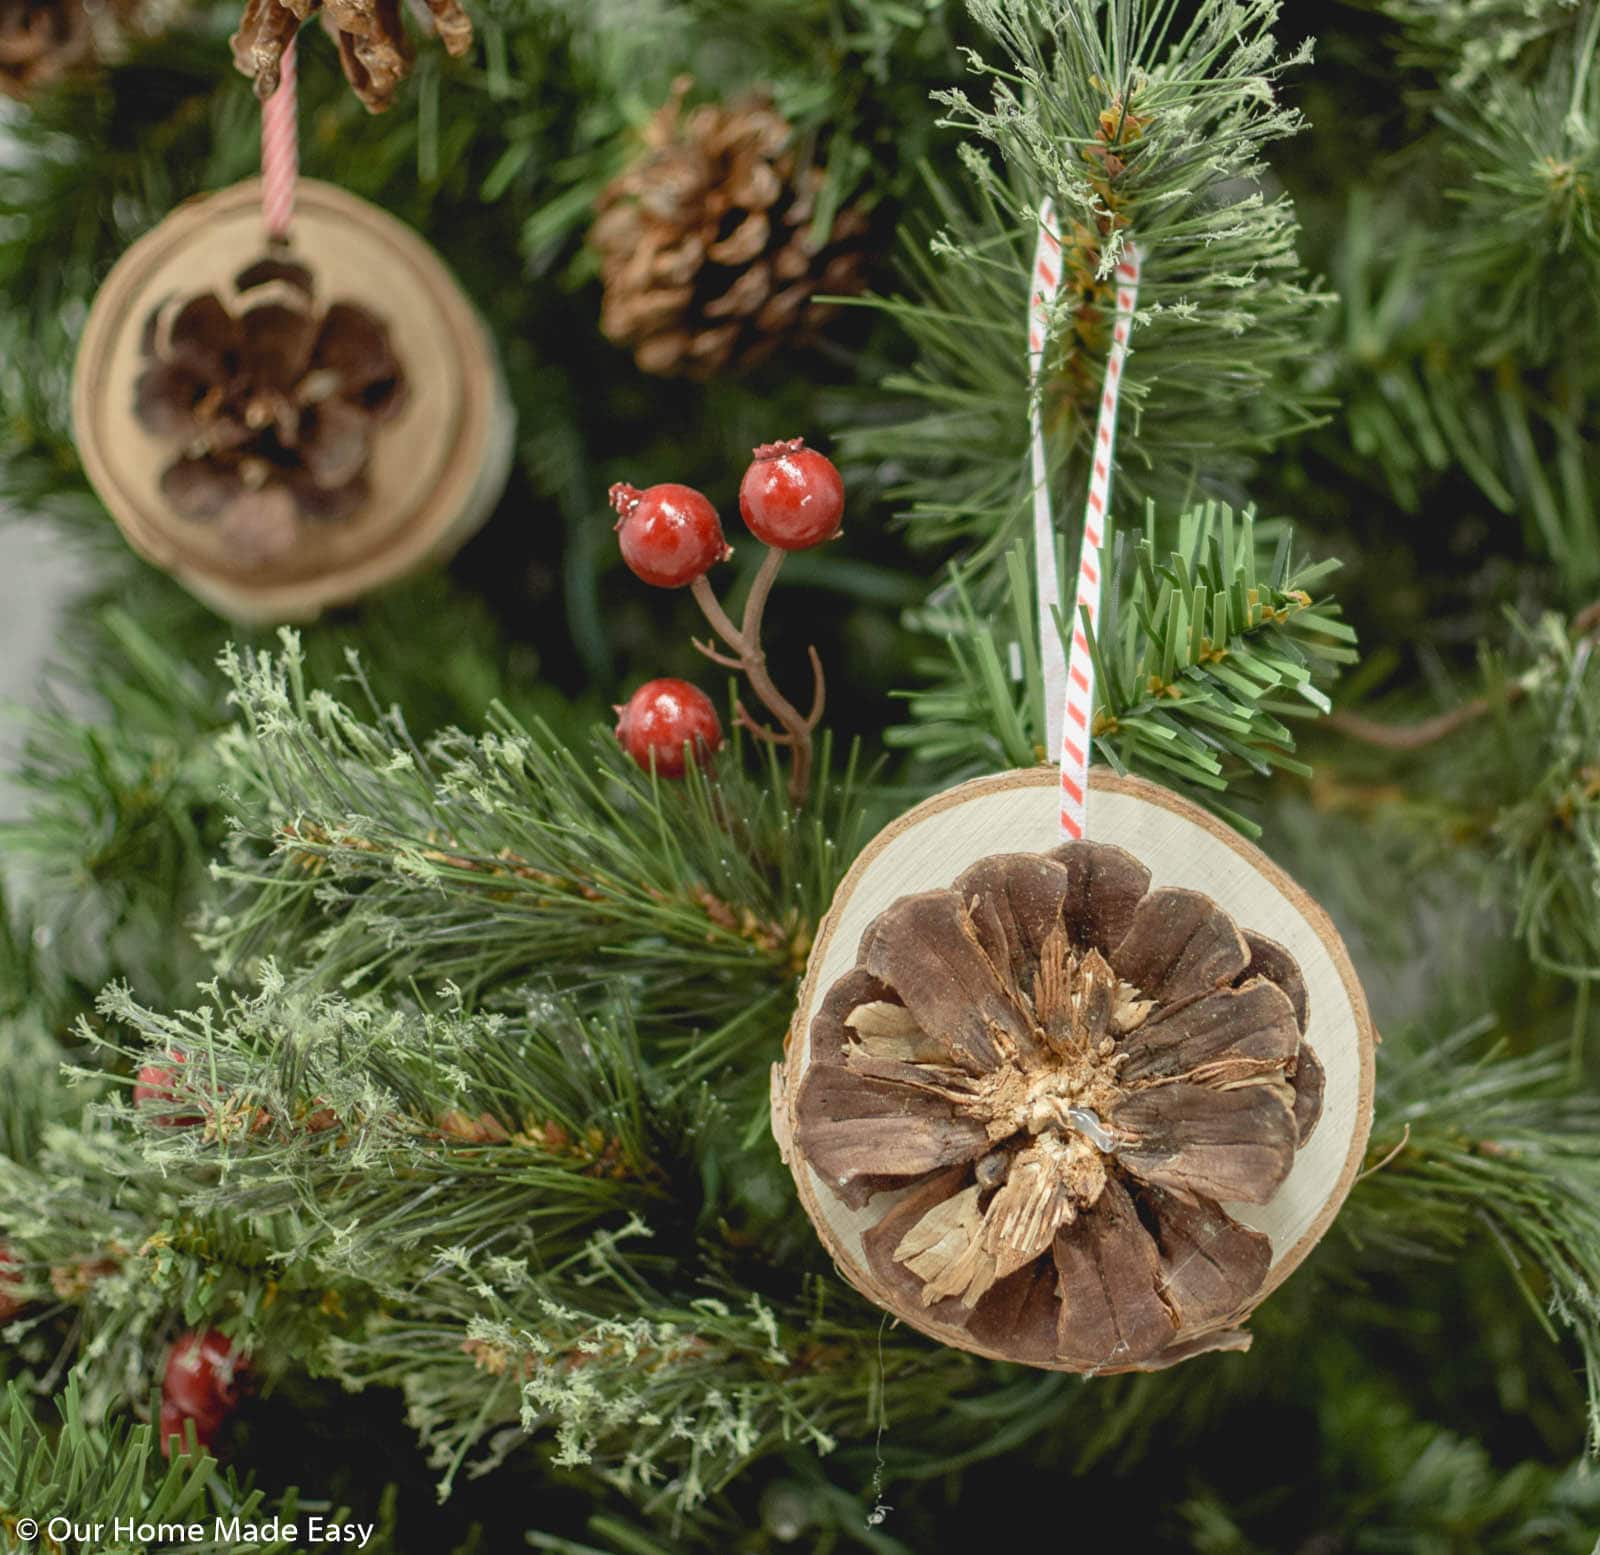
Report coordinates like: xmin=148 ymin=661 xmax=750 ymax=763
xmin=1028 ymin=204 xmax=1142 ymax=841
xmin=261 ymin=37 xmax=299 ymax=242
xmin=1027 ymin=201 xmax=1069 ymax=772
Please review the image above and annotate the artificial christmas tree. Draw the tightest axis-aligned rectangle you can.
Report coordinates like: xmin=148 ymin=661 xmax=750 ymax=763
xmin=3 ymin=1 xmax=1600 ymax=1552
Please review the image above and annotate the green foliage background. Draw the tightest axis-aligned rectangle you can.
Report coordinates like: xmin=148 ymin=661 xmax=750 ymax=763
xmin=4 ymin=1 xmax=1600 ymax=1550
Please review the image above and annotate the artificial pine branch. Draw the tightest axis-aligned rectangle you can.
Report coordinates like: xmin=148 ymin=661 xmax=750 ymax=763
xmin=844 ymin=0 xmax=1327 ymax=565
xmin=87 ymin=973 xmax=682 ymax=1287
xmin=201 ymin=633 xmax=865 ymax=1011
xmin=1375 ymin=0 xmax=1590 ymax=90
xmin=1328 ymin=607 xmax=1600 ymax=985
xmin=1347 ymin=1018 xmax=1600 ymax=1446
xmin=0 ymin=580 xmax=594 ymax=1016
xmin=0 ymin=1374 xmax=298 ymax=1555
xmin=892 ymin=502 xmax=1354 ymax=828
xmin=1176 ymin=1379 xmax=1600 ymax=1554
xmin=1305 ymin=12 xmax=1600 ymax=586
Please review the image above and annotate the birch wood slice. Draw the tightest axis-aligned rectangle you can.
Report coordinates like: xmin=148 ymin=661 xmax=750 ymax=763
xmin=72 ymin=178 xmax=515 ymax=624
xmin=773 ymin=766 xmax=1377 ymax=1372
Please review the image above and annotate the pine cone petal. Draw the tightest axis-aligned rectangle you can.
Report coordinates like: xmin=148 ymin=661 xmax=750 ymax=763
xmin=216 ymin=486 xmax=301 ymax=564
xmin=962 ymin=1260 xmax=1063 ymax=1365
xmin=1044 ymin=839 xmax=1153 ymax=953
xmin=702 ymin=262 xmax=771 ymax=321
xmin=298 ymin=398 xmax=373 ymax=488
xmin=1118 ymin=980 xmax=1302 ymax=1088
xmin=1236 ymin=929 xmax=1325 ymax=1143
xmin=238 ymin=302 xmax=319 ymax=392
xmin=134 ymin=363 xmax=206 ymax=440
xmin=1238 ymin=931 xmax=1309 ymax=1029
xmin=231 ymin=0 xmax=298 ymax=99
xmin=1291 ymin=1044 xmax=1325 ymax=1146
xmin=1051 ymin=1175 xmax=1176 ymax=1369
xmin=163 ymin=294 xmax=238 ymax=382
xmin=706 ymin=213 xmax=769 ymax=267
xmin=860 ymin=1165 xmax=981 ymax=1324
xmin=793 ymin=1062 xmax=991 ymax=1192
xmin=1109 ymin=887 xmax=1252 ymax=1005
xmin=1143 ymin=1185 xmax=1272 ymax=1334
xmin=311 ymin=302 xmax=405 ymax=412
xmin=235 ymin=255 xmax=316 ymax=296
xmin=861 ymin=890 xmax=1035 ymax=1075
xmin=329 ymin=0 xmax=412 ymax=112
xmin=161 ymin=456 xmax=244 ymax=520
xmin=1111 ymin=1082 xmax=1297 ymax=1205
xmin=952 ymin=854 xmax=1079 ymax=988
xmin=284 ymin=468 xmax=368 ymax=523
xmin=421 ymin=0 xmax=471 ymax=56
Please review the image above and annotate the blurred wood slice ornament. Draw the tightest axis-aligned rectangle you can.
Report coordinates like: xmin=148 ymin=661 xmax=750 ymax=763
xmin=72 ymin=178 xmax=514 ymax=624
xmin=772 ymin=767 xmax=1376 ymax=1374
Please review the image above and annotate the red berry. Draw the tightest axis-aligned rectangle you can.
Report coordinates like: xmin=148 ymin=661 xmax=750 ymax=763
xmin=134 ymin=1050 xmax=200 ymax=1127
xmin=0 ymin=1244 xmax=24 ymax=1323
xmin=610 ymin=481 xmax=730 ymax=588
xmin=161 ymin=1329 xmax=246 ymax=1457
xmin=615 ymin=680 xmax=723 ymax=778
xmin=738 ymin=438 xmax=844 ymax=551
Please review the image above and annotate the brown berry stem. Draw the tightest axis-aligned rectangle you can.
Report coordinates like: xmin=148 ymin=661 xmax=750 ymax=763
xmin=690 ymin=546 xmax=825 ymax=805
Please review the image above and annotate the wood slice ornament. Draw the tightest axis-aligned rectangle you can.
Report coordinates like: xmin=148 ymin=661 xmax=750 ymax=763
xmin=72 ymin=178 xmax=514 ymax=624
xmin=773 ymin=767 xmax=1376 ymax=1374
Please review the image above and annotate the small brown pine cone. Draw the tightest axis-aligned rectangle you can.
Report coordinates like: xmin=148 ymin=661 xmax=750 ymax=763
xmin=792 ymin=843 xmax=1325 ymax=1373
xmin=230 ymin=0 xmax=473 ymax=114
xmin=133 ymin=254 xmax=406 ymax=563
xmin=0 ymin=0 xmax=91 ymax=97
xmin=0 ymin=0 xmax=149 ymax=99
xmin=590 ymin=80 xmax=870 ymax=381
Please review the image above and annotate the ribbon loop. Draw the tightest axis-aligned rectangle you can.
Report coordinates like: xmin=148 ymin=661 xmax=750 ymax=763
xmin=261 ymin=37 xmax=299 ymax=242
xmin=1027 ymin=204 xmax=1141 ymax=841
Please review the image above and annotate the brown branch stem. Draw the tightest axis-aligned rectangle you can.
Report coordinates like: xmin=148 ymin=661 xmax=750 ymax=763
xmin=691 ymin=549 xmax=821 ymax=805
xmin=1328 ymin=601 xmax=1600 ymax=753
xmin=1325 ymin=698 xmax=1500 ymax=752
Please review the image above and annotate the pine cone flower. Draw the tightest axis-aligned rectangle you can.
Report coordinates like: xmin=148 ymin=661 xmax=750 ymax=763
xmin=231 ymin=0 xmax=473 ymax=114
xmin=794 ymin=843 xmax=1326 ymax=1372
xmin=590 ymin=81 xmax=870 ymax=380
xmin=0 ymin=0 xmax=88 ymax=97
xmin=133 ymin=254 xmax=406 ymax=565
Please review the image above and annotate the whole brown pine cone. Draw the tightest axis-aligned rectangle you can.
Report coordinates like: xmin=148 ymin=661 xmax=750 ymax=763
xmin=2 ymin=0 xmax=179 ymax=100
xmin=590 ymin=81 xmax=870 ymax=380
xmin=1 ymin=0 xmax=103 ymax=98
xmin=792 ymin=843 xmax=1326 ymax=1372
xmin=133 ymin=254 xmax=406 ymax=565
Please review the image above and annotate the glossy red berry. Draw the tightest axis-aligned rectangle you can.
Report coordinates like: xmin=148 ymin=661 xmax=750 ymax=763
xmin=134 ymin=1049 xmax=200 ymax=1127
xmin=615 ymin=679 xmax=723 ymax=778
xmin=610 ymin=481 xmax=731 ymax=588
xmin=161 ymin=1329 xmax=246 ymax=1457
xmin=738 ymin=438 xmax=844 ymax=551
